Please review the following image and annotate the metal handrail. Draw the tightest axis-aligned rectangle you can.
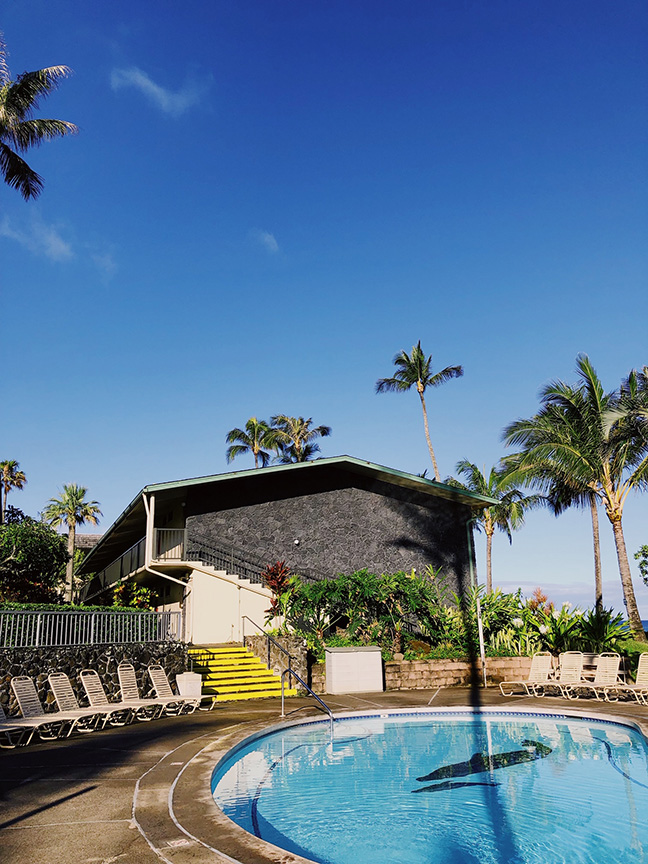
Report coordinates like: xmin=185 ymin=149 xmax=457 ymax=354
xmin=281 ymin=668 xmax=334 ymax=735
xmin=241 ymin=615 xmax=295 ymax=685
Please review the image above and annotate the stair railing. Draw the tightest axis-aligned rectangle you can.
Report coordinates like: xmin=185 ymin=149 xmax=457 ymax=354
xmin=241 ymin=615 xmax=294 ymax=688
xmin=281 ymin=668 xmax=334 ymax=736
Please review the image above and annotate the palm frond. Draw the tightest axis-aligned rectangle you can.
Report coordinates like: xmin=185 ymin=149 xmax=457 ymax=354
xmin=6 ymin=118 xmax=78 ymax=151
xmin=428 ymin=365 xmax=464 ymax=387
xmin=0 ymin=141 xmax=42 ymax=199
xmin=4 ymin=66 xmax=73 ymax=118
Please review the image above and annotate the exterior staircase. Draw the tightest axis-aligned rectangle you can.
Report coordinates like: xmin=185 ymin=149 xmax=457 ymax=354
xmin=188 ymin=644 xmax=298 ymax=702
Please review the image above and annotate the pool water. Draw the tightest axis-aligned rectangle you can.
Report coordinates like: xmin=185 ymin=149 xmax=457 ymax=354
xmin=211 ymin=710 xmax=648 ymax=864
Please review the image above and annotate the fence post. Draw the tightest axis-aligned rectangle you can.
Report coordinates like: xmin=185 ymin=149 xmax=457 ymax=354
xmin=35 ymin=613 xmax=42 ymax=648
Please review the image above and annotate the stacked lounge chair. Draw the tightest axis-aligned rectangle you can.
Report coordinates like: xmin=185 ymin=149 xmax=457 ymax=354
xmin=500 ymin=652 xmax=553 ymax=697
xmin=147 ymin=664 xmax=200 ymax=713
xmin=0 ymin=702 xmax=38 ymax=748
xmin=11 ymin=676 xmax=86 ymax=740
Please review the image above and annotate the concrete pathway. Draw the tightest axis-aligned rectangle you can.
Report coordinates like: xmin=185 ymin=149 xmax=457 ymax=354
xmin=2 ymin=688 xmax=648 ymax=864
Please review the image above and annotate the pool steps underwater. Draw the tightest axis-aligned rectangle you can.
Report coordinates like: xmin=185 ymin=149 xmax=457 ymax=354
xmin=188 ymin=645 xmax=298 ymax=702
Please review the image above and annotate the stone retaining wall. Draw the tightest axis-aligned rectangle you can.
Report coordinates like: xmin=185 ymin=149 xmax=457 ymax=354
xmin=310 ymin=655 xmax=532 ymax=694
xmin=0 ymin=642 xmax=189 ymax=717
xmin=246 ymin=634 xmax=309 ymax=689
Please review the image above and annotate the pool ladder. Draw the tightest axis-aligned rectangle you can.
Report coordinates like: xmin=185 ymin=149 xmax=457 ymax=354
xmin=281 ymin=668 xmax=334 ymax=735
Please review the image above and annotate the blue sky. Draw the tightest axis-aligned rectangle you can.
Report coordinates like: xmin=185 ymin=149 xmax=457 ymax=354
xmin=3 ymin=1 xmax=647 ymax=615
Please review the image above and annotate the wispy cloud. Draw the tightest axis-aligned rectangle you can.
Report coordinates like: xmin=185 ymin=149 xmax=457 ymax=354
xmin=110 ymin=66 xmax=208 ymax=117
xmin=250 ymin=229 xmax=280 ymax=254
xmin=90 ymin=250 xmax=117 ymax=279
xmin=0 ymin=214 xmax=73 ymax=261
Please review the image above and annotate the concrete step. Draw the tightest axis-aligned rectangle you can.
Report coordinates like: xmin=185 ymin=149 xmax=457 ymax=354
xmin=208 ymin=688 xmax=299 ymax=702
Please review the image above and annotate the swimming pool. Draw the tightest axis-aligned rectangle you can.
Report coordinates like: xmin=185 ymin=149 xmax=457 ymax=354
xmin=212 ymin=709 xmax=648 ymax=864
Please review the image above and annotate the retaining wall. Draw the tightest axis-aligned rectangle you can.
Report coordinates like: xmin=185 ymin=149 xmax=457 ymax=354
xmin=246 ymin=634 xmax=309 ymax=687
xmin=310 ymin=655 xmax=532 ymax=694
xmin=0 ymin=642 xmax=189 ymax=717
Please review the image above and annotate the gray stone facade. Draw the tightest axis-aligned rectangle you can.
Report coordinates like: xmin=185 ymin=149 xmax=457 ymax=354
xmin=187 ymin=479 xmax=472 ymax=592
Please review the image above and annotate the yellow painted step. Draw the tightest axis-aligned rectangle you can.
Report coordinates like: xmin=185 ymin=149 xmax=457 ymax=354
xmin=211 ymin=689 xmax=298 ymax=702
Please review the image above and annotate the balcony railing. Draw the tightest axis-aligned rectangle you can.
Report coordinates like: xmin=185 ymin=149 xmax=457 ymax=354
xmin=0 ymin=609 xmax=182 ymax=648
xmin=84 ymin=529 xmax=327 ymax=601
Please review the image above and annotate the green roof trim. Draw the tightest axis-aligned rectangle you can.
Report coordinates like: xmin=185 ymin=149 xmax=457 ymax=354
xmin=141 ymin=455 xmax=498 ymax=507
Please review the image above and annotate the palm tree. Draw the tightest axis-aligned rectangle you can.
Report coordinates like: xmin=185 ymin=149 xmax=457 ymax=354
xmin=0 ymin=460 xmax=26 ymax=524
xmin=376 ymin=341 xmax=463 ymax=481
xmin=270 ymin=415 xmax=332 ymax=463
xmin=0 ymin=35 xmax=77 ymax=199
xmin=448 ymin=460 xmax=535 ymax=592
xmin=503 ymin=355 xmax=648 ymax=638
xmin=502 ymin=414 xmax=605 ymax=611
xmin=42 ymin=484 xmax=102 ymax=602
xmin=225 ymin=418 xmax=278 ymax=469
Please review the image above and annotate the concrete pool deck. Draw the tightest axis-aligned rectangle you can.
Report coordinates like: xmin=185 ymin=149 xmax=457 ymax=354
xmin=3 ymin=686 xmax=648 ymax=864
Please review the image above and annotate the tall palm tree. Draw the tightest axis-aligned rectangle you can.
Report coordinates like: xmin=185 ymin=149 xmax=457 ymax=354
xmin=449 ymin=460 xmax=535 ymax=592
xmin=502 ymin=415 xmax=605 ymax=611
xmin=225 ymin=418 xmax=278 ymax=469
xmin=376 ymin=341 xmax=463 ymax=481
xmin=0 ymin=35 xmax=77 ymax=199
xmin=503 ymin=355 xmax=648 ymax=638
xmin=42 ymin=484 xmax=101 ymax=602
xmin=0 ymin=460 xmax=26 ymax=524
xmin=270 ymin=415 xmax=332 ymax=463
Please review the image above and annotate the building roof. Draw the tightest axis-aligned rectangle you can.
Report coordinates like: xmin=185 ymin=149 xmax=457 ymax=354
xmin=78 ymin=455 xmax=497 ymax=575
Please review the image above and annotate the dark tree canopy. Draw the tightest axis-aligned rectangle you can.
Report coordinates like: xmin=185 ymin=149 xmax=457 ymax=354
xmin=0 ymin=518 xmax=68 ymax=602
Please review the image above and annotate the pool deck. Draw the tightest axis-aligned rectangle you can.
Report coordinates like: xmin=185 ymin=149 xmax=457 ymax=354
xmin=3 ymin=686 xmax=648 ymax=864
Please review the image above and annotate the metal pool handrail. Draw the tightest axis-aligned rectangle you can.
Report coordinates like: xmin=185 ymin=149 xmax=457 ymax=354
xmin=281 ymin=668 xmax=334 ymax=735
xmin=241 ymin=615 xmax=295 ymax=686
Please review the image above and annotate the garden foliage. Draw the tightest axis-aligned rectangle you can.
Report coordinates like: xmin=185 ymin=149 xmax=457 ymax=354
xmin=263 ymin=565 xmax=636 ymax=661
xmin=0 ymin=517 xmax=69 ymax=602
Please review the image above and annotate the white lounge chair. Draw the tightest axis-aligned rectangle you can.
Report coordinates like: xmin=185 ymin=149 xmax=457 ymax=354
xmin=536 ymin=652 xmax=584 ymax=698
xmin=48 ymin=672 xmax=110 ymax=730
xmin=499 ymin=652 xmax=554 ymax=697
xmin=148 ymin=665 xmax=199 ymax=714
xmin=563 ymin=653 xmax=622 ymax=700
xmin=117 ymin=663 xmax=168 ymax=719
xmin=10 ymin=676 xmax=80 ymax=739
xmin=79 ymin=669 xmax=136 ymax=726
xmin=608 ymin=652 xmax=648 ymax=704
xmin=0 ymin=702 xmax=37 ymax=748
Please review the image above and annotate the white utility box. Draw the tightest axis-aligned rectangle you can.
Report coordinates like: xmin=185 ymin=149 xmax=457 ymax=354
xmin=325 ymin=646 xmax=383 ymax=694
xmin=175 ymin=672 xmax=202 ymax=698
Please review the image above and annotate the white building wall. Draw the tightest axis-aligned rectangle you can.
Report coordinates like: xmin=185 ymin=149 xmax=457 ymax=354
xmin=185 ymin=567 xmax=272 ymax=644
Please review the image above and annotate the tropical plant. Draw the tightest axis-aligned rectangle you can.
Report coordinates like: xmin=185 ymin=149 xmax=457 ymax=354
xmin=526 ymin=604 xmax=584 ymax=654
xmin=376 ymin=341 xmax=463 ymax=481
xmin=270 ymin=415 xmax=332 ymax=463
xmin=0 ymin=516 xmax=68 ymax=601
xmin=42 ymin=484 xmax=102 ymax=602
xmin=0 ymin=36 xmax=77 ymax=199
xmin=503 ymin=354 xmax=648 ymax=638
xmin=577 ymin=607 xmax=631 ymax=653
xmin=262 ymin=560 xmax=295 ymax=622
xmin=225 ymin=417 xmax=278 ymax=469
xmin=112 ymin=581 xmax=158 ymax=609
xmin=635 ymin=545 xmax=648 ymax=587
xmin=448 ymin=460 xmax=536 ymax=591
xmin=0 ymin=460 xmax=26 ymax=524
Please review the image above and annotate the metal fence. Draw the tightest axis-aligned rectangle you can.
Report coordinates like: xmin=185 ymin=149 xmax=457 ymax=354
xmin=0 ymin=609 xmax=182 ymax=648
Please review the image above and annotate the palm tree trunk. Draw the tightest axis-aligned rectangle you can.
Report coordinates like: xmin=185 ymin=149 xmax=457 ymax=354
xmin=0 ymin=484 xmax=5 ymax=525
xmin=418 ymin=391 xmax=440 ymax=481
xmin=65 ymin=523 xmax=76 ymax=603
xmin=485 ymin=531 xmax=493 ymax=593
xmin=610 ymin=516 xmax=645 ymax=640
xmin=589 ymin=493 xmax=602 ymax=612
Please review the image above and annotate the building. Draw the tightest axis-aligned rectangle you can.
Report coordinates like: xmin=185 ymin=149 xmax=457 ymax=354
xmin=78 ymin=456 xmax=494 ymax=644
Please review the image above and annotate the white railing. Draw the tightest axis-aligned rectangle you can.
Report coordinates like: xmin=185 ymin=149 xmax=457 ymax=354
xmin=0 ymin=610 xmax=182 ymax=648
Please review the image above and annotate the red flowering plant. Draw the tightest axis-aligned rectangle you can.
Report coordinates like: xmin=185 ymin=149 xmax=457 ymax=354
xmin=262 ymin=560 xmax=295 ymax=624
